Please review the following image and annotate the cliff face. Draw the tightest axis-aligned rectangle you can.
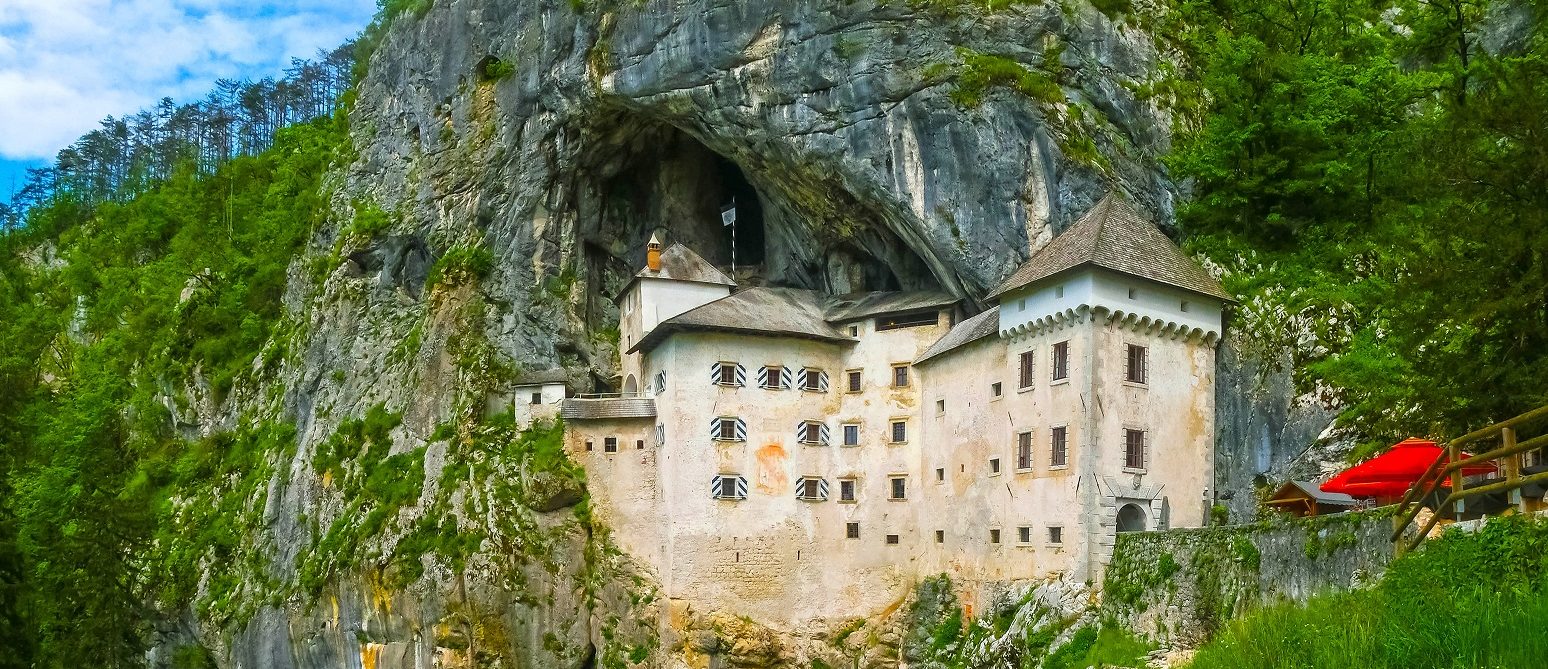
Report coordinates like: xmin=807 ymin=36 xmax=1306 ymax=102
xmin=169 ymin=1 xmax=1332 ymax=666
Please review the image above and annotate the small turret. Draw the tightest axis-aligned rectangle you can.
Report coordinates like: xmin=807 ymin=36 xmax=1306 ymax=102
xmin=646 ymin=232 xmax=663 ymax=272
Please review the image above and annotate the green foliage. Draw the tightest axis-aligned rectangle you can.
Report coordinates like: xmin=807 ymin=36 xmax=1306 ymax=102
xmin=481 ymin=57 xmax=516 ymax=81
xmin=1190 ymin=515 xmax=1548 ymax=669
xmin=1042 ymin=624 xmax=1152 ymax=669
xmin=426 ymin=244 xmax=494 ymax=292
xmin=949 ymin=49 xmax=1064 ymax=108
xmin=1088 ymin=0 xmax=1131 ymax=19
xmin=342 ymin=202 xmax=393 ymax=241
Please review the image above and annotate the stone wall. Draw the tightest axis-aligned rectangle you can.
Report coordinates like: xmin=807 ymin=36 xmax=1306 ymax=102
xmin=1102 ymin=509 xmax=1401 ymax=647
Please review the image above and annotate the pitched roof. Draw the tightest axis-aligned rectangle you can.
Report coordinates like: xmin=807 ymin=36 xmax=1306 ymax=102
xmin=628 ymin=287 xmax=854 ymax=354
xmin=636 ymin=242 xmax=736 ymax=286
xmin=914 ymin=309 xmax=1000 ymax=365
xmin=559 ymin=397 xmax=656 ymax=420
xmin=989 ymin=194 xmax=1232 ymax=302
xmin=1275 ymin=480 xmax=1359 ymax=506
xmin=822 ymin=291 xmax=959 ymax=322
xmin=512 ymin=368 xmax=569 ymax=387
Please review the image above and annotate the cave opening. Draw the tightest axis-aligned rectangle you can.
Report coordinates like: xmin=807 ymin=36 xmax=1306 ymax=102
xmin=712 ymin=152 xmax=765 ymax=271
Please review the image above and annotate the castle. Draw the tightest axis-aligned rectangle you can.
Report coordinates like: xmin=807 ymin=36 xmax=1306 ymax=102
xmin=540 ymin=195 xmax=1229 ymax=627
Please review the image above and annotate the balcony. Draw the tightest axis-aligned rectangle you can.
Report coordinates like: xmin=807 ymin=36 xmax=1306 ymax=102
xmin=560 ymin=393 xmax=657 ymax=421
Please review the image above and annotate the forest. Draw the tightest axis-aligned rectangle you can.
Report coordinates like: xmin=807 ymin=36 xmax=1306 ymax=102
xmin=0 ymin=0 xmax=1544 ymax=666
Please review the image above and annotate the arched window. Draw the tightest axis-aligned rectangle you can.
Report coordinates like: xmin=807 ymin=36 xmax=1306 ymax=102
xmin=623 ymin=374 xmax=638 ymax=395
xmin=1117 ymin=503 xmax=1148 ymax=533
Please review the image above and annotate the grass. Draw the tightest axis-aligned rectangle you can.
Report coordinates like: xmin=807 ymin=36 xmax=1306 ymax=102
xmin=1043 ymin=624 xmax=1153 ymax=669
xmin=1188 ymin=515 xmax=1548 ymax=669
xmin=950 ymin=49 xmax=1064 ymax=108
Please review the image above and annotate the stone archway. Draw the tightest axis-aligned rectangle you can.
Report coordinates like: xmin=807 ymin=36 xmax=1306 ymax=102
xmin=623 ymin=374 xmax=638 ymax=395
xmin=1117 ymin=503 xmax=1148 ymax=533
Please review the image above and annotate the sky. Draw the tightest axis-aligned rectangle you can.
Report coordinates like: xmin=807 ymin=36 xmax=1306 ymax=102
xmin=0 ymin=0 xmax=377 ymax=200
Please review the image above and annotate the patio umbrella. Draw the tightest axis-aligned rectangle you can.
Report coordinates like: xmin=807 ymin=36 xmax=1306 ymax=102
xmin=1319 ymin=437 xmax=1497 ymax=499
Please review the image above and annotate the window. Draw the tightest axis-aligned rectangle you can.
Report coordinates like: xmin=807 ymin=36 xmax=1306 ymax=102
xmin=654 ymin=370 xmax=667 ymax=395
xmin=936 ymin=399 xmax=946 ymax=415
xmin=1124 ymin=429 xmax=1146 ymax=470
xmin=712 ymin=417 xmax=747 ymax=442
xmin=846 ymin=522 xmax=861 ymax=539
xmin=1018 ymin=526 xmax=1032 ymax=544
xmin=1017 ymin=432 xmax=1033 ymax=470
xmin=1125 ymin=344 xmax=1148 ymax=384
xmin=1048 ymin=526 xmax=1064 ymax=544
xmin=935 ymin=467 xmax=945 ymax=483
xmin=1052 ymin=341 xmax=1069 ymax=381
xmin=798 ymin=421 xmax=829 ymax=446
xmin=842 ymin=423 xmax=860 ymax=446
xmin=1018 ymin=351 xmax=1035 ymax=389
xmin=1055 ymin=285 xmax=1064 ymax=298
xmin=848 ymin=325 xmax=860 ymax=337
xmin=603 ymin=437 xmax=618 ymax=453
xmin=529 ymin=392 xmax=542 ymax=405
xmin=885 ymin=534 xmax=900 ymax=545
xmin=585 ymin=439 xmax=594 ymax=452
xmin=635 ymin=439 xmax=644 ymax=450
xmin=989 ymin=458 xmax=1002 ymax=475
xmin=935 ymin=530 xmax=945 ymax=544
xmin=795 ymin=477 xmax=829 ymax=501
xmin=799 ymin=368 xmax=829 ymax=392
xmin=1180 ymin=300 xmax=1190 ymax=312
xmin=846 ymin=370 xmax=862 ymax=393
xmin=839 ymin=479 xmax=856 ymax=502
xmin=712 ymin=361 xmax=745 ymax=387
xmin=1128 ymin=287 xmax=1137 ymax=299
xmin=990 ymin=529 xmax=1001 ymax=544
xmin=1050 ymin=426 xmax=1068 ymax=467
xmin=1018 ymin=298 xmax=1026 ymax=310
xmin=759 ymin=365 xmax=788 ymax=390
xmin=654 ymin=423 xmax=665 ymax=447
xmin=890 ymin=420 xmax=907 ymax=444
xmin=876 ymin=311 xmax=937 ymax=331
xmin=892 ymin=365 xmax=910 ymax=388
xmin=890 ymin=476 xmax=907 ymax=500
xmin=711 ymin=474 xmax=748 ymax=500
xmin=991 ymin=382 xmax=1003 ymax=398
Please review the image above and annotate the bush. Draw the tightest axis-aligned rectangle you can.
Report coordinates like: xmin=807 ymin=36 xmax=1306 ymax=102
xmin=426 ymin=244 xmax=494 ymax=291
xmin=950 ymin=50 xmax=1064 ymax=108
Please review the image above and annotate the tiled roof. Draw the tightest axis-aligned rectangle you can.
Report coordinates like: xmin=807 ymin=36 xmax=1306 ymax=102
xmin=629 ymin=287 xmax=854 ymax=354
xmin=1286 ymin=480 xmax=1358 ymax=505
xmin=822 ymin=290 xmax=959 ymax=322
xmin=914 ymin=309 xmax=1000 ymax=365
xmin=636 ymin=243 xmax=736 ymax=286
xmin=989 ymin=194 xmax=1232 ymax=302
xmin=512 ymin=368 xmax=569 ymax=386
xmin=560 ymin=397 xmax=656 ymax=420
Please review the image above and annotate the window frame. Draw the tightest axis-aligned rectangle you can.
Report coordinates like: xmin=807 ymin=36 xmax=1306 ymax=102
xmin=1047 ymin=525 xmax=1064 ymax=545
xmin=889 ymin=475 xmax=907 ymax=501
xmin=717 ymin=362 xmax=739 ymax=386
xmin=838 ymin=478 xmax=857 ymax=503
xmin=1017 ymin=526 xmax=1032 ymax=545
xmin=846 ymin=522 xmax=860 ymax=539
xmin=989 ymin=528 xmax=1002 ymax=544
xmin=841 ymin=423 xmax=860 ymax=447
xmin=891 ymin=364 xmax=911 ymax=388
xmin=845 ymin=369 xmax=863 ymax=393
xmin=1018 ymin=350 xmax=1035 ymax=390
xmin=1124 ymin=343 xmax=1148 ymax=385
xmin=990 ymin=381 xmax=1003 ymax=399
xmin=1050 ymin=425 xmax=1069 ymax=469
xmin=989 ymin=457 xmax=1002 ymax=476
xmin=1052 ymin=341 xmax=1069 ymax=381
xmin=1016 ymin=431 xmax=1033 ymax=472
xmin=1123 ymin=428 xmax=1147 ymax=472
xmin=889 ymin=419 xmax=907 ymax=444
xmin=603 ymin=437 xmax=618 ymax=453
xmin=761 ymin=364 xmax=786 ymax=390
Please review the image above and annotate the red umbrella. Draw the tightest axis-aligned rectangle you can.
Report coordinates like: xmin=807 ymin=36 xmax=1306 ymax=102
xmin=1320 ymin=437 xmax=1498 ymax=499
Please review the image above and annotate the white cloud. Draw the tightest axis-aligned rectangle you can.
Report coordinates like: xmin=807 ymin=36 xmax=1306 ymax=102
xmin=0 ymin=0 xmax=374 ymax=160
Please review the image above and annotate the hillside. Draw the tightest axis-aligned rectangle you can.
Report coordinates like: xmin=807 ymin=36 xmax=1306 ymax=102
xmin=0 ymin=0 xmax=1545 ymax=667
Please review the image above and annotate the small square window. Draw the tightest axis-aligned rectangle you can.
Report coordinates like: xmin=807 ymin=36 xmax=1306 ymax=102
xmin=990 ymin=529 xmax=1001 ymax=544
xmin=840 ymin=479 xmax=856 ymax=502
xmin=989 ymin=458 xmax=1001 ymax=474
xmin=846 ymin=370 xmax=862 ymax=393
xmin=846 ymin=522 xmax=860 ymax=539
xmin=529 ymin=392 xmax=542 ymax=405
xmin=1127 ymin=287 xmax=1137 ymax=299
xmin=1181 ymin=300 xmax=1190 ymax=312
xmin=892 ymin=365 xmax=910 ymax=388
xmin=803 ymin=368 xmax=824 ymax=391
xmin=799 ymin=478 xmax=822 ymax=500
xmin=718 ymin=418 xmax=739 ymax=441
xmin=1055 ymin=285 xmax=1064 ymax=298
xmin=890 ymin=476 xmax=907 ymax=500
xmin=1018 ymin=526 xmax=1031 ymax=544
xmin=991 ymin=382 xmax=1002 ymax=397
xmin=636 ymin=439 xmax=645 ymax=450
xmin=843 ymin=424 xmax=860 ymax=446
xmin=890 ymin=421 xmax=907 ymax=444
xmin=849 ymin=325 xmax=860 ymax=337
xmin=763 ymin=365 xmax=784 ymax=389
xmin=604 ymin=439 xmax=620 ymax=456
xmin=935 ymin=467 xmax=945 ymax=483
xmin=935 ymin=530 xmax=945 ymax=544
xmin=803 ymin=422 xmax=822 ymax=444
xmin=885 ymin=534 xmax=900 ymax=545
xmin=935 ymin=399 xmax=945 ymax=415
xmin=1049 ymin=526 xmax=1064 ymax=544
xmin=585 ymin=439 xmax=594 ymax=452
xmin=718 ymin=363 xmax=738 ymax=386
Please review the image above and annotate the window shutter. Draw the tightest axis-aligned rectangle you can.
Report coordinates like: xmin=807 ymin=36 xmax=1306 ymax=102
xmin=655 ymin=423 xmax=665 ymax=447
xmin=818 ymin=371 xmax=830 ymax=392
xmin=757 ymin=365 xmax=769 ymax=388
xmin=709 ymin=475 xmax=722 ymax=498
xmin=735 ymin=417 xmax=747 ymax=441
xmin=817 ymin=478 xmax=830 ymax=499
xmin=794 ymin=421 xmax=807 ymax=443
xmin=819 ymin=423 xmax=831 ymax=445
xmin=735 ymin=476 xmax=748 ymax=499
xmin=1123 ymin=349 xmax=1131 ymax=381
xmin=655 ymin=371 xmax=666 ymax=395
xmin=709 ymin=362 xmax=721 ymax=385
xmin=796 ymin=368 xmax=808 ymax=389
xmin=780 ymin=367 xmax=792 ymax=389
xmin=735 ymin=364 xmax=747 ymax=387
xmin=709 ymin=417 xmax=721 ymax=440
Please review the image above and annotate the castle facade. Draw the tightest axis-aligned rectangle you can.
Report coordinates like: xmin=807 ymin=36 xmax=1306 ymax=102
xmin=555 ymin=195 xmax=1229 ymax=626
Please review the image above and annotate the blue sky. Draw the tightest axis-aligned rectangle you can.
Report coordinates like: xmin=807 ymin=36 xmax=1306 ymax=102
xmin=0 ymin=0 xmax=377 ymax=200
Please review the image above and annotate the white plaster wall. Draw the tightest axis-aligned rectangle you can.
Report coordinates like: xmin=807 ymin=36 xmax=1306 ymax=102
xmin=998 ymin=268 xmax=1222 ymax=339
xmin=564 ymin=419 xmax=664 ymax=569
xmin=510 ymin=382 xmax=566 ymax=428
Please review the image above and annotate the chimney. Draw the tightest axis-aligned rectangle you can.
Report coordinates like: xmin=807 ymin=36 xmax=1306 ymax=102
xmin=646 ymin=232 xmax=663 ymax=271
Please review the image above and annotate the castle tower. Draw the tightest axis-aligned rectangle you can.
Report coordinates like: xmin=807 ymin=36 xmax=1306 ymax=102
xmin=614 ymin=235 xmax=735 ymax=394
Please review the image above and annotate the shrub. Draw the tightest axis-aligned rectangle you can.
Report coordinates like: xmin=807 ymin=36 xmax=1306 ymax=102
xmin=950 ymin=50 xmax=1064 ymax=108
xmin=426 ymin=244 xmax=494 ymax=291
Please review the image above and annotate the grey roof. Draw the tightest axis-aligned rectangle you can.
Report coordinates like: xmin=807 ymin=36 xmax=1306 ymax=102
xmin=823 ymin=291 xmax=959 ymax=322
xmin=512 ymin=368 xmax=569 ymax=386
xmin=629 ymin=286 xmax=854 ymax=354
xmin=636 ymin=243 xmax=735 ymax=285
xmin=989 ymin=194 xmax=1233 ymax=302
xmin=915 ymin=309 xmax=1001 ymax=365
xmin=560 ymin=397 xmax=656 ymax=420
xmin=1285 ymin=480 xmax=1358 ymax=506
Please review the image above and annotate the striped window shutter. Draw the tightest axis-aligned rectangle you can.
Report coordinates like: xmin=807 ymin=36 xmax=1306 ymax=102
xmin=818 ymin=371 xmax=830 ymax=392
xmin=817 ymin=478 xmax=830 ymax=499
xmin=779 ymin=367 xmax=792 ymax=389
xmin=655 ymin=371 xmax=666 ymax=395
xmin=735 ymin=417 xmax=747 ymax=441
xmin=756 ymin=366 xmax=769 ymax=388
xmin=709 ymin=416 xmax=722 ymax=440
xmin=735 ymin=476 xmax=748 ymax=499
xmin=655 ymin=423 xmax=665 ymax=447
xmin=734 ymin=364 xmax=747 ymax=387
xmin=709 ymin=362 xmax=722 ymax=385
xmin=709 ymin=475 xmax=720 ymax=497
xmin=819 ymin=423 xmax=831 ymax=445
xmin=794 ymin=421 xmax=807 ymax=443
xmin=796 ymin=368 xmax=808 ymax=389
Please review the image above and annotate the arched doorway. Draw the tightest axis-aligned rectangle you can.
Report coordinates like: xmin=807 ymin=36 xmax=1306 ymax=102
xmin=623 ymin=374 xmax=638 ymax=395
xmin=1117 ymin=503 xmax=1148 ymax=533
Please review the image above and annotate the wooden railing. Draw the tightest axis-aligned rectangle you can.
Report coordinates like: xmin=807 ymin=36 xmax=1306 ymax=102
xmin=1390 ymin=403 xmax=1548 ymax=550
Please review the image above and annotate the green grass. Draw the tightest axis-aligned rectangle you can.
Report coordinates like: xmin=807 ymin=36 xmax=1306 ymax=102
xmin=950 ymin=49 xmax=1064 ymax=108
xmin=1043 ymin=624 xmax=1154 ymax=669
xmin=1189 ymin=515 xmax=1548 ymax=669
